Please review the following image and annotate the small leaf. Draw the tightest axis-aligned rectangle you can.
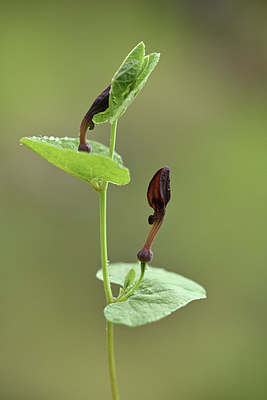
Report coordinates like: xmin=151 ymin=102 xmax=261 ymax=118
xmin=133 ymin=52 xmax=160 ymax=98
xmin=123 ymin=268 xmax=136 ymax=291
xmin=92 ymin=43 xmax=160 ymax=126
xmin=110 ymin=50 xmax=160 ymax=123
xmin=112 ymin=42 xmax=145 ymax=100
xmin=20 ymin=136 xmax=130 ymax=189
xmin=96 ymin=263 xmax=206 ymax=327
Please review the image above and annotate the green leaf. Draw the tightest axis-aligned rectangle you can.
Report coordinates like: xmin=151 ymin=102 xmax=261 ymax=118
xmin=20 ymin=136 xmax=130 ymax=190
xmin=134 ymin=53 xmax=160 ymax=95
xmin=96 ymin=263 xmax=206 ymax=327
xmin=92 ymin=42 xmax=160 ymax=126
xmin=111 ymin=52 xmax=160 ymax=122
xmin=112 ymin=42 xmax=145 ymax=100
xmin=93 ymin=107 xmax=111 ymax=124
xmin=123 ymin=268 xmax=136 ymax=291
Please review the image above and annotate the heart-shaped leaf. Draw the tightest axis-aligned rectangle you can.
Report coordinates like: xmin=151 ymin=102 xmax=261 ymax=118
xmin=20 ymin=136 xmax=130 ymax=190
xmin=96 ymin=263 xmax=206 ymax=327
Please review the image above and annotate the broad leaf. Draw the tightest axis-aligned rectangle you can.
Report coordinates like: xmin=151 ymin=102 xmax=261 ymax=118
xmin=93 ymin=42 xmax=160 ymax=125
xmin=21 ymin=136 xmax=130 ymax=189
xmin=97 ymin=262 xmax=206 ymax=327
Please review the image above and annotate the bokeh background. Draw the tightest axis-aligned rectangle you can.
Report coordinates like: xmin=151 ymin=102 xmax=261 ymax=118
xmin=1 ymin=1 xmax=266 ymax=399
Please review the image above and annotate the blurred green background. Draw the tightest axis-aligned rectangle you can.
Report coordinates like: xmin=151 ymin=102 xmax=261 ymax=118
xmin=1 ymin=1 xmax=266 ymax=399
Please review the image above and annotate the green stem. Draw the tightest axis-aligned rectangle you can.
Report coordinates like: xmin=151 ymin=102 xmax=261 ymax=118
xmin=109 ymin=119 xmax=118 ymax=159
xmin=99 ymin=190 xmax=113 ymax=304
xmin=99 ymin=118 xmax=120 ymax=399
xmin=107 ymin=321 xmax=119 ymax=400
xmin=116 ymin=262 xmax=146 ymax=302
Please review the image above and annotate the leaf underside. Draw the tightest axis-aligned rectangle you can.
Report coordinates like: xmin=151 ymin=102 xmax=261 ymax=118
xmin=20 ymin=136 xmax=130 ymax=188
xmin=93 ymin=42 xmax=160 ymax=125
xmin=96 ymin=263 xmax=206 ymax=327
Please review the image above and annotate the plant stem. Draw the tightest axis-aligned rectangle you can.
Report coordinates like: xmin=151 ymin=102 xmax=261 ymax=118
xmin=107 ymin=321 xmax=119 ymax=400
xmin=99 ymin=118 xmax=120 ymax=399
xmin=99 ymin=119 xmax=119 ymax=301
xmin=99 ymin=189 xmax=113 ymax=304
xmin=109 ymin=119 xmax=118 ymax=159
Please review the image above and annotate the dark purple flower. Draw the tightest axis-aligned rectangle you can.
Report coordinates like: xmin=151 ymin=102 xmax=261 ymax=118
xmin=78 ymin=84 xmax=111 ymax=153
xmin=147 ymin=167 xmax=171 ymax=224
xmin=137 ymin=167 xmax=171 ymax=263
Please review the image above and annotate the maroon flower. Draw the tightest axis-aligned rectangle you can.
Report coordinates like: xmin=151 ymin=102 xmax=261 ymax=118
xmin=137 ymin=167 xmax=171 ymax=263
xmin=78 ymin=84 xmax=111 ymax=153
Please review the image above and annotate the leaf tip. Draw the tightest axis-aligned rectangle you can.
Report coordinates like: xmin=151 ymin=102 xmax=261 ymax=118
xmin=133 ymin=41 xmax=145 ymax=56
xmin=20 ymin=137 xmax=29 ymax=146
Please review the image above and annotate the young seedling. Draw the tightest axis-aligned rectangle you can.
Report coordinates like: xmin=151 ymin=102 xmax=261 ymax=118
xmin=20 ymin=42 xmax=206 ymax=400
